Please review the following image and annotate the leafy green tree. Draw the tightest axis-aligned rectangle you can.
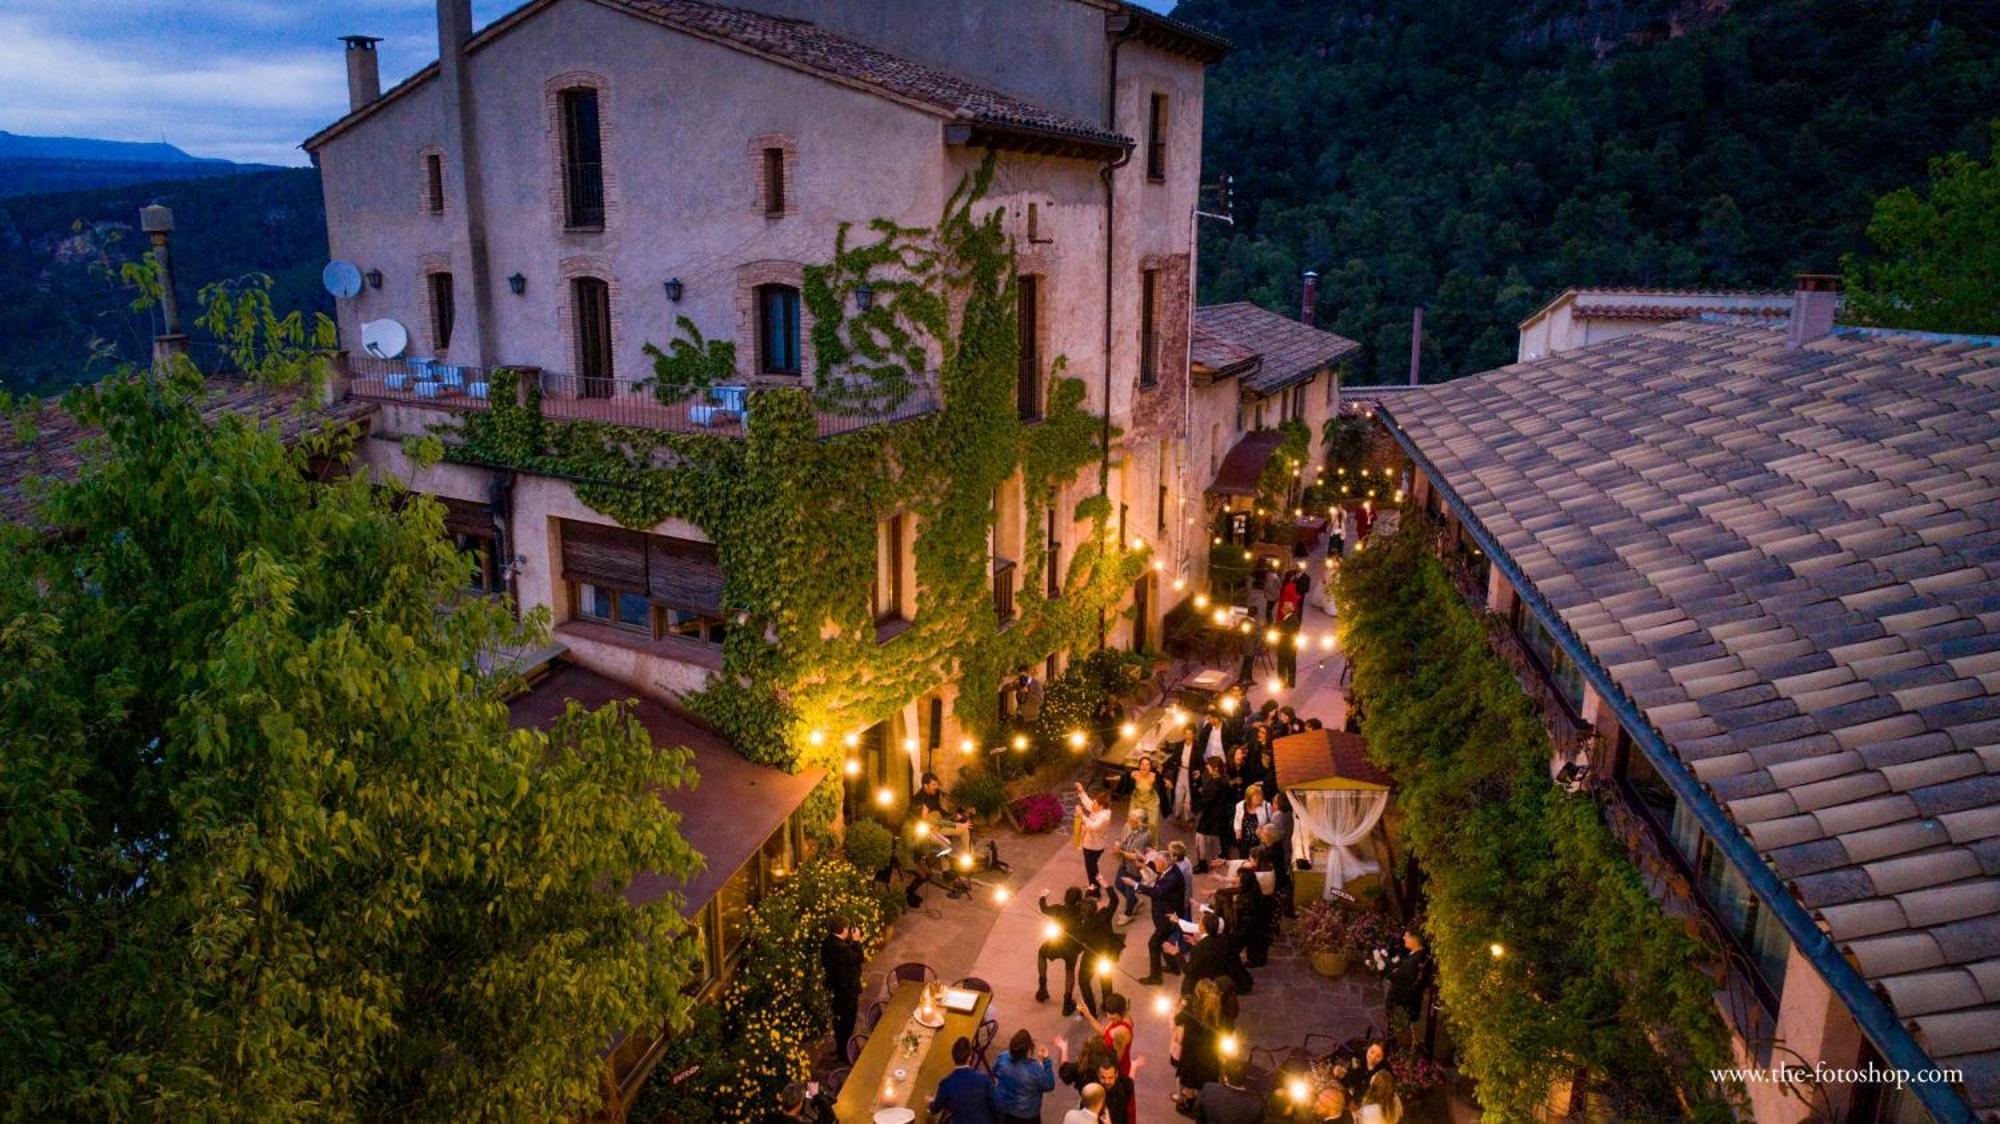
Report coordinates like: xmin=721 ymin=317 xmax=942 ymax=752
xmin=0 ymin=358 xmax=699 ymax=1119
xmin=1844 ymin=122 xmax=2000 ymax=333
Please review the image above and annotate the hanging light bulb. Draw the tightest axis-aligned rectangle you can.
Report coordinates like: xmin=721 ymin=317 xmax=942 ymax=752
xmin=1043 ymin=920 xmax=1063 ymax=941
xmin=993 ymin=885 xmax=1011 ymax=904
xmin=1288 ymin=1077 xmax=1312 ymax=1105
xmin=843 ymin=732 xmax=860 ymax=749
xmin=1095 ymin=956 xmax=1113 ymax=977
xmin=1212 ymin=608 xmax=1230 ymax=626
xmin=1267 ymin=676 xmax=1284 ymax=694
xmin=1120 ymin=721 xmax=1138 ymax=739
xmin=904 ymin=736 xmax=919 ymax=753
xmin=1172 ymin=577 xmax=1186 ymax=592
xmin=1011 ymin=734 xmax=1029 ymax=751
xmin=1193 ymin=592 xmax=1209 ymax=610
xmin=1153 ymin=994 xmax=1173 ymax=1016
xmin=843 ymin=759 xmax=861 ymax=778
xmin=961 ymin=737 xmax=977 ymax=755
xmin=958 ymin=852 xmax=975 ymax=871
xmin=914 ymin=820 xmax=930 ymax=839
xmin=1320 ymin=634 xmax=1336 ymax=651
xmin=1220 ymin=695 xmax=1239 ymax=715
xmin=808 ymin=729 xmax=826 ymax=746
xmin=1067 ymin=730 xmax=1087 ymax=751
xmin=1219 ymin=1033 xmax=1240 ymax=1058
xmin=875 ymin=787 xmax=894 ymax=807
xmin=1264 ymin=627 xmax=1280 ymax=645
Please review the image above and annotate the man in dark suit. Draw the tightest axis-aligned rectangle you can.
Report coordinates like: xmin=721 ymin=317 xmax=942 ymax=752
xmin=819 ymin=916 xmax=865 ymax=1056
xmin=1134 ymin=851 xmax=1188 ymax=985
xmin=928 ymin=1037 xmax=999 ymax=1124
xmin=1180 ymin=910 xmax=1253 ymax=996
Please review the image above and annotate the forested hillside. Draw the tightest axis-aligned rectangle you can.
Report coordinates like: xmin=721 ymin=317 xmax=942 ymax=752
xmin=0 ymin=168 xmax=327 ymax=393
xmin=1176 ymin=0 xmax=2000 ymax=383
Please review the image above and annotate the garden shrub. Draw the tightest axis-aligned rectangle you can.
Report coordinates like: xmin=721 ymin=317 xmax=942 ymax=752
xmin=843 ymin=818 xmax=894 ymax=875
xmin=948 ymin=769 xmax=1006 ymax=818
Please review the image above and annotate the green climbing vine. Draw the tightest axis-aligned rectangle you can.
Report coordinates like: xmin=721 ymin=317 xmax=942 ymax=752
xmin=446 ymin=157 xmax=1145 ymax=827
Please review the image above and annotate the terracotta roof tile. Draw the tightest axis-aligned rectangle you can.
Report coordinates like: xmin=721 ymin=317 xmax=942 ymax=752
xmin=1383 ymin=321 xmax=2000 ymax=1110
xmin=1192 ymin=303 xmax=1360 ymax=394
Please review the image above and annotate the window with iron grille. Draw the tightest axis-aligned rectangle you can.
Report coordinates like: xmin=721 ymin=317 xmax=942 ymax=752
xmin=1146 ymin=93 xmax=1168 ymax=181
xmin=559 ymin=87 xmax=605 ymax=229
xmin=1017 ymin=275 xmax=1041 ymax=421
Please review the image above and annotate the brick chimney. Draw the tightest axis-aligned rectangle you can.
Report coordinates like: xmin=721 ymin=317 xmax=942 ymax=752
xmin=1786 ymin=273 xmax=1842 ymax=349
xmin=341 ymin=36 xmax=383 ymax=111
xmin=1408 ymin=305 xmax=1425 ymax=386
xmin=1300 ymin=270 xmax=1319 ymax=327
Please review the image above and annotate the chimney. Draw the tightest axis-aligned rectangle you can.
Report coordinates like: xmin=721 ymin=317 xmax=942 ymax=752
xmin=1408 ymin=305 xmax=1425 ymax=386
xmin=1299 ymin=270 xmax=1319 ymax=327
xmin=1786 ymin=273 xmax=1842 ymax=349
xmin=140 ymin=204 xmax=188 ymax=367
xmin=341 ymin=36 xmax=383 ymax=111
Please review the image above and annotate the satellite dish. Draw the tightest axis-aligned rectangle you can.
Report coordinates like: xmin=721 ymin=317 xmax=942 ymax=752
xmin=323 ymin=259 xmax=364 ymax=299
xmin=360 ymin=318 xmax=409 ymax=359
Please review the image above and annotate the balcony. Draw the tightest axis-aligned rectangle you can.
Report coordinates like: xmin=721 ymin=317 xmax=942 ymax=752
xmin=343 ymin=355 xmax=940 ymax=440
xmin=993 ymin=557 xmax=1017 ymax=626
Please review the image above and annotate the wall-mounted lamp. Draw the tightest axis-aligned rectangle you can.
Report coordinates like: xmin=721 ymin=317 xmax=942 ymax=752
xmin=663 ymin=277 xmax=684 ymax=302
xmin=507 ymin=272 xmax=526 ymax=296
xmin=363 ymin=268 xmax=384 ymax=290
xmin=854 ymin=283 xmax=875 ymax=312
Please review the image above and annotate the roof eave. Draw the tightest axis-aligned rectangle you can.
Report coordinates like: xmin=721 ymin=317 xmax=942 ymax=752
xmin=944 ymin=120 xmax=1132 ymax=163
xmin=1111 ymin=5 xmax=1231 ymax=64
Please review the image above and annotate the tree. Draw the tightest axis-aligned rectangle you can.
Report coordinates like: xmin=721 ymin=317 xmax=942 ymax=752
xmin=0 ymin=353 xmax=700 ymax=1120
xmin=1844 ymin=122 xmax=2000 ymax=334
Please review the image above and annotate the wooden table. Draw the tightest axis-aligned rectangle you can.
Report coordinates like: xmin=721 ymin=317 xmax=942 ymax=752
xmin=834 ymin=981 xmax=992 ymax=1123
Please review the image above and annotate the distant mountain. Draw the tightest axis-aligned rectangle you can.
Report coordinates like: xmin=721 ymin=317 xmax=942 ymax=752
xmin=0 ymin=131 xmax=281 ymax=199
xmin=0 ymin=131 xmax=219 ymax=163
xmin=0 ymin=168 xmax=329 ymax=393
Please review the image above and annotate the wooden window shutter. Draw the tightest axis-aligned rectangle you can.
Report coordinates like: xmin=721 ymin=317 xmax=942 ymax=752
xmin=560 ymin=520 xmax=648 ymax=589
xmin=440 ymin=496 xmax=496 ymax=539
xmin=648 ymin=536 xmax=725 ymax=614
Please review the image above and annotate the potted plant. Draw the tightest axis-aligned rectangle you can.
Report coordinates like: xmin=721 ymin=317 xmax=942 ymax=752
xmin=1298 ymin=900 xmax=1400 ymax=977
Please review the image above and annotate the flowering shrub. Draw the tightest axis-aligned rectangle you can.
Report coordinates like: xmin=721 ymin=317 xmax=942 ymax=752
xmin=844 ymin=818 xmax=895 ymax=874
xmin=1391 ymin=1053 xmax=1449 ymax=1094
xmin=1297 ymin=900 xmax=1401 ymax=958
xmin=948 ymin=768 xmax=1007 ymax=818
xmin=632 ymin=854 xmax=892 ymax=1122
xmin=1014 ymin=793 xmax=1065 ymax=834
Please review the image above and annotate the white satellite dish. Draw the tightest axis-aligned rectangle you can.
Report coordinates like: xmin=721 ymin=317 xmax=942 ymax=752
xmin=360 ymin=318 xmax=409 ymax=359
xmin=322 ymin=259 xmax=364 ymax=300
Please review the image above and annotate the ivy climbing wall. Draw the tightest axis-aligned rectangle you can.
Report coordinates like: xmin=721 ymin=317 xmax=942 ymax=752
xmin=442 ymin=160 xmax=1148 ymax=828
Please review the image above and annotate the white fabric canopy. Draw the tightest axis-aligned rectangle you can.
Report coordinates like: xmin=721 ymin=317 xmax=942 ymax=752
xmin=1288 ymin=788 xmax=1389 ymax=896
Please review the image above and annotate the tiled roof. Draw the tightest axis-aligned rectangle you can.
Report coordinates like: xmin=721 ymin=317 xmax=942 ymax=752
xmin=1383 ymin=321 xmax=2000 ymax=1111
xmin=1193 ymin=302 xmax=1360 ymax=394
xmin=1190 ymin=321 xmax=1260 ymax=376
xmin=1521 ymin=287 xmax=1794 ymax=328
xmin=1570 ymin=301 xmax=1792 ymax=321
xmin=506 ymin=662 xmax=824 ymax=916
xmin=0 ymin=377 xmax=377 ymax=528
xmin=307 ymin=0 xmax=1129 ymax=156
xmin=1339 ymin=383 xmax=1427 ymax=405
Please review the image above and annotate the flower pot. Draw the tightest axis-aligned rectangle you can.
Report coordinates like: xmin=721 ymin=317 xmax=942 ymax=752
xmin=1310 ymin=949 xmax=1351 ymax=977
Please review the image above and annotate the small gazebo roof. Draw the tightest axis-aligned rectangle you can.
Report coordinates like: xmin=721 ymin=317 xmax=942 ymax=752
xmin=1274 ymin=728 xmax=1391 ymax=792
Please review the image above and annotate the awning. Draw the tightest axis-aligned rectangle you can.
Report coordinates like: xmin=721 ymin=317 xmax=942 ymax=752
xmin=1274 ymin=728 xmax=1391 ymax=791
xmin=507 ymin=663 xmax=825 ymax=916
xmin=1206 ymin=429 xmax=1286 ymax=498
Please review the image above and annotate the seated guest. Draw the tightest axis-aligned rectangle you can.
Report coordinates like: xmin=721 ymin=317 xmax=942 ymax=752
xmin=913 ymin=771 xmax=973 ymax=853
xmin=1194 ymin=1056 xmax=1263 ymax=1124
xmin=1181 ymin=909 xmax=1253 ymax=996
xmin=928 ymin=1036 xmax=999 ymax=1124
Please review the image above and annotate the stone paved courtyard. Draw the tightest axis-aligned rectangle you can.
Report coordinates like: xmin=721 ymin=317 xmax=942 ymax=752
xmin=820 ymin=603 xmax=1475 ymax=1122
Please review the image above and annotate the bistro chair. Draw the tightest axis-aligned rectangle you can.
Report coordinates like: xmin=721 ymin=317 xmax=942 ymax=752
xmin=1244 ymin=1045 xmax=1283 ymax=1096
xmin=845 ymin=1033 xmax=868 ymax=1066
xmin=879 ymin=961 xmax=937 ymax=1001
xmin=823 ymin=1067 xmax=849 ymax=1099
xmin=861 ymin=998 xmax=887 ymax=1032
xmin=970 ymin=1017 xmax=999 ymax=1073
xmin=950 ymin=976 xmax=993 ymax=994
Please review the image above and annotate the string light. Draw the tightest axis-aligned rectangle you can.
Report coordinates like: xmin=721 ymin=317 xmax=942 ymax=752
xmin=1219 ymin=1033 xmax=1240 ymax=1058
xmin=1238 ymin=621 xmax=1253 ymax=635
xmin=914 ymin=820 xmax=930 ymax=839
xmin=1151 ymin=558 xmax=1165 ymax=572
xmin=1264 ymin=627 xmax=1280 ymax=645
xmin=958 ymin=852 xmax=975 ymax=871
xmin=993 ymin=886 xmax=1011 ymax=904
xmin=1267 ymin=676 xmax=1284 ymax=694
xmin=875 ymin=787 xmax=894 ymax=807
xmin=904 ymin=736 xmax=919 ymax=753
xmin=1220 ymin=695 xmax=1238 ymax=715
xmin=1043 ymin=920 xmax=1063 ymax=941
xmin=1212 ymin=608 xmax=1230 ymax=626
xmin=1129 ymin=535 xmax=1146 ymax=551
xmin=1288 ymin=1077 xmax=1312 ymax=1105
xmin=1172 ymin=709 xmax=1189 ymax=728
xmin=1067 ymin=730 xmax=1087 ymax=751
xmin=1119 ymin=721 xmax=1138 ymax=739
xmin=961 ymin=737 xmax=977 ymax=755
xmin=1193 ymin=593 xmax=1210 ymax=610
xmin=1095 ymin=955 xmax=1113 ymax=977
xmin=843 ymin=759 xmax=861 ymax=778
xmin=808 ymin=729 xmax=825 ymax=746
xmin=843 ymin=732 xmax=860 ymax=749
xmin=1153 ymin=994 xmax=1173 ymax=1016
xmin=1293 ymin=633 xmax=1307 ymax=649
xmin=1011 ymin=734 xmax=1029 ymax=751
xmin=1490 ymin=942 xmax=1506 ymax=959
xmin=1320 ymin=634 xmax=1336 ymax=651
xmin=1172 ymin=577 xmax=1186 ymax=592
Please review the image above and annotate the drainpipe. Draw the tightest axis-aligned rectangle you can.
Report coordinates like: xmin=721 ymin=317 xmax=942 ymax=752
xmin=488 ymin=470 xmax=519 ymax=616
xmin=1373 ymin=405 xmax=1972 ymax=1124
xmin=1099 ymin=15 xmax=1138 ymax=495
xmin=437 ymin=0 xmax=496 ymax=368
